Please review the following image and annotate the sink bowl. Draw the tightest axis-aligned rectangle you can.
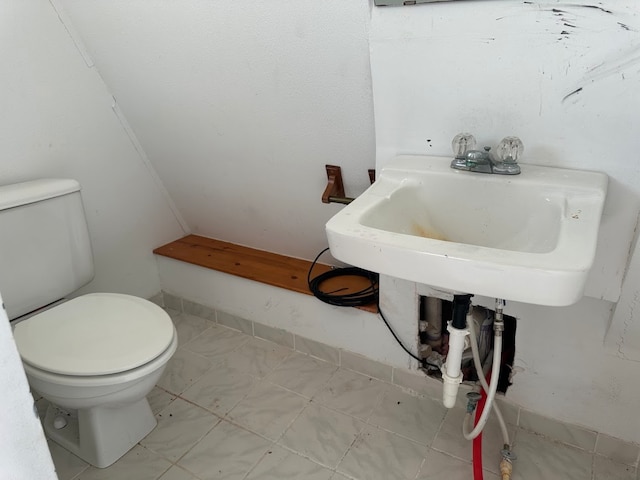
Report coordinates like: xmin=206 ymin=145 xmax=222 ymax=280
xmin=325 ymin=155 xmax=608 ymax=306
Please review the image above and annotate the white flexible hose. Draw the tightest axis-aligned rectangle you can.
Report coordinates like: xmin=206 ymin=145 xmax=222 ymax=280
xmin=463 ymin=314 xmax=505 ymax=441
xmin=467 ymin=315 xmax=510 ymax=445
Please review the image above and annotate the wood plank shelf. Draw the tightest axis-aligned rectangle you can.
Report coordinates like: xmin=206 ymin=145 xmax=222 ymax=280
xmin=153 ymin=235 xmax=377 ymax=313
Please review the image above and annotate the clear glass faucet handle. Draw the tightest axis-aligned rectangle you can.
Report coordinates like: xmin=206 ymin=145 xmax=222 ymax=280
xmin=451 ymin=133 xmax=476 ymax=158
xmin=496 ymin=136 xmax=524 ymax=163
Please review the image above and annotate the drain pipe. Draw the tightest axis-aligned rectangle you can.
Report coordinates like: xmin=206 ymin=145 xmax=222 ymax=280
xmin=425 ymin=297 xmax=443 ymax=350
xmin=442 ymin=294 xmax=472 ymax=408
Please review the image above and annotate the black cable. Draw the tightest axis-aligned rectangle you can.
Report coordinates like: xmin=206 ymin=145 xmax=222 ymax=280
xmin=307 ymin=248 xmax=378 ymax=307
xmin=307 ymin=248 xmax=434 ymax=369
xmin=376 ymin=301 xmax=425 ymax=365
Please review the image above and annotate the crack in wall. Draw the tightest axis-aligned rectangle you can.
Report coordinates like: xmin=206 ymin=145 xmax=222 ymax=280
xmin=48 ymin=0 xmax=94 ymax=68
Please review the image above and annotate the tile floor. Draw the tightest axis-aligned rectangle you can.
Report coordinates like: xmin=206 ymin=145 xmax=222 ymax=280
xmin=43 ymin=310 xmax=638 ymax=480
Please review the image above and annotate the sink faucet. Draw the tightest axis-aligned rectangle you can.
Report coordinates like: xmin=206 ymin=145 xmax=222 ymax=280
xmin=450 ymin=133 xmax=523 ymax=175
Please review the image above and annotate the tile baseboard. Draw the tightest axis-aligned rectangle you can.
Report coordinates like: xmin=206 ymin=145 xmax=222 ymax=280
xmin=157 ymin=291 xmax=640 ymax=465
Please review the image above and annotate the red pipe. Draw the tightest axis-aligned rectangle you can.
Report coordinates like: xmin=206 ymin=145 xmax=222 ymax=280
xmin=473 ymin=370 xmax=491 ymax=480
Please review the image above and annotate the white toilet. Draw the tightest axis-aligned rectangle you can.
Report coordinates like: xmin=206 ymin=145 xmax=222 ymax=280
xmin=0 ymin=178 xmax=178 ymax=468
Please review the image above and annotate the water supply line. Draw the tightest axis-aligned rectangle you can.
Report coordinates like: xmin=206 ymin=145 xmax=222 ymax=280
xmin=467 ymin=305 xmax=510 ymax=446
xmin=465 ymin=299 xmax=514 ymax=480
xmin=463 ymin=299 xmax=504 ymax=440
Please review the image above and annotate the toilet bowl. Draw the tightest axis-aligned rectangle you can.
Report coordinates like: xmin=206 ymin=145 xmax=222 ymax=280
xmin=13 ymin=293 xmax=177 ymax=468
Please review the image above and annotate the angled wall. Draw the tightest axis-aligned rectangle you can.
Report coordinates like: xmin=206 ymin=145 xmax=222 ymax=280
xmin=0 ymin=0 xmax=186 ymax=299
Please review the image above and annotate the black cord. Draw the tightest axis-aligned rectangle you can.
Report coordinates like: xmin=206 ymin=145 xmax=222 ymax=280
xmin=307 ymin=248 xmax=433 ymax=369
xmin=307 ymin=248 xmax=378 ymax=307
xmin=376 ymin=301 xmax=425 ymax=365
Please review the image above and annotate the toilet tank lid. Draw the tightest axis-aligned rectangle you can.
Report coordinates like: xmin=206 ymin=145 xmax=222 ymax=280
xmin=0 ymin=179 xmax=80 ymax=211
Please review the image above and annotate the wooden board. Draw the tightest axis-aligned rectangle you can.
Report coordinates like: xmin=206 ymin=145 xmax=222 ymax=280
xmin=154 ymin=235 xmax=377 ymax=313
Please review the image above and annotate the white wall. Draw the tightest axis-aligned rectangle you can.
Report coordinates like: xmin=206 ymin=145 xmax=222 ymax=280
xmin=57 ymin=0 xmax=376 ymax=261
xmin=0 ymin=294 xmax=56 ymax=480
xmin=369 ymin=0 xmax=640 ymax=443
xmin=0 ymin=1 xmax=186 ymax=472
xmin=39 ymin=0 xmax=640 ymax=443
xmin=0 ymin=1 xmax=186 ymax=300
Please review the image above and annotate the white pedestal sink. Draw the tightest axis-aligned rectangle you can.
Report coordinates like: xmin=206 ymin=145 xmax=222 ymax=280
xmin=326 ymin=155 xmax=608 ymax=306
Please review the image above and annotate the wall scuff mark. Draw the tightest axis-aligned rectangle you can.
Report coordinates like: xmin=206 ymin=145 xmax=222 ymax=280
xmin=562 ymin=87 xmax=583 ymax=102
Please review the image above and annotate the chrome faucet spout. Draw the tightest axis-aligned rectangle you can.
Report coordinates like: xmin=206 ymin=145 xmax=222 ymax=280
xmin=450 ymin=147 xmax=494 ymax=174
xmin=450 ymin=134 xmax=522 ymax=175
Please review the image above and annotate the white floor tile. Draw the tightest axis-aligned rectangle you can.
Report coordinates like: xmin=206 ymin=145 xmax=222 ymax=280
xmin=46 ymin=440 xmax=88 ymax=480
xmin=331 ymin=474 xmax=351 ymax=480
xmin=313 ymin=369 xmax=387 ymax=420
xmin=369 ymin=387 xmax=448 ymax=446
xmin=265 ymin=352 xmax=338 ymax=398
xmin=140 ymin=397 xmax=219 ymax=462
xmin=181 ymin=361 xmax=257 ymax=415
xmin=172 ymin=313 xmax=214 ymax=346
xmin=222 ymin=337 xmax=291 ymax=378
xmin=74 ymin=445 xmax=171 ymax=480
xmin=227 ymin=381 xmax=308 ymax=441
xmin=593 ymin=456 xmax=637 ymax=480
xmin=178 ymin=420 xmax=271 ymax=480
xmin=157 ymin=347 xmax=214 ymax=395
xmin=512 ymin=429 xmax=593 ymax=480
xmin=245 ymin=446 xmax=333 ymax=480
xmin=43 ymin=306 xmax=632 ymax=480
xmin=279 ymin=403 xmax=365 ymax=469
xmin=183 ymin=325 xmax=249 ymax=361
xmin=158 ymin=465 xmax=198 ymax=480
xmin=337 ymin=425 xmax=426 ymax=480
xmin=416 ymin=449 xmax=499 ymax=480
xmin=147 ymin=387 xmax=176 ymax=414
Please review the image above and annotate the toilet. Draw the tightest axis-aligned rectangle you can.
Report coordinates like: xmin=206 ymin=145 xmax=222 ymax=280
xmin=0 ymin=178 xmax=177 ymax=468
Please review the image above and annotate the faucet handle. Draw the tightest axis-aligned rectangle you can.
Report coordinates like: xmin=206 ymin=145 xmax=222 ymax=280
xmin=496 ymin=136 xmax=524 ymax=164
xmin=493 ymin=136 xmax=523 ymax=175
xmin=451 ymin=133 xmax=476 ymax=159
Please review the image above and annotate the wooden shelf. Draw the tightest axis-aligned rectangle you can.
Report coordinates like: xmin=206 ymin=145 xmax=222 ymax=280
xmin=154 ymin=235 xmax=377 ymax=313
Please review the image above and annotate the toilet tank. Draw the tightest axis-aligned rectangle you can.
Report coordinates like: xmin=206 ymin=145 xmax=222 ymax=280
xmin=0 ymin=179 xmax=94 ymax=320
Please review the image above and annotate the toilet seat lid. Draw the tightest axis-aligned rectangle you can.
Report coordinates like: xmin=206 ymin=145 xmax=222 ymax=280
xmin=13 ymin=293 xmax=175 ymax=376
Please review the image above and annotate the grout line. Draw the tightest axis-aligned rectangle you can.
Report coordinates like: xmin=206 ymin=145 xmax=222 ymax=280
xmin=167 ymin=414 xmax=223 ymax=468
xmin=167 ymin=294 xmax=640 ymax=467
xmin=68 ymin=464 xmax=90 ymax=480
xmin=412 ymin=457 xmax=428 ymax=480
xmin=428 ymin=444 xmax=472 ymax=464
xmin=153 ymin=461 xmax=173 ymax=480
xmin=333 ymin=411 xmax=370 ymax=475
xmin=238 ymin=446 xmax=273 ymax=480
xmin=430 ymin=405 xmax=450 ymax=449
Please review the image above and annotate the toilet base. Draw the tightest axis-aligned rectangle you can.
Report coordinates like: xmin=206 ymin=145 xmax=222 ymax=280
xmin=43 ymin=398 xmax=157 ymax=468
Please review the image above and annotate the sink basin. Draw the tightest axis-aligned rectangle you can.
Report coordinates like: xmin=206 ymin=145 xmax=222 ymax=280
xmin=325 ymin=155 xmax=608 ymax=306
